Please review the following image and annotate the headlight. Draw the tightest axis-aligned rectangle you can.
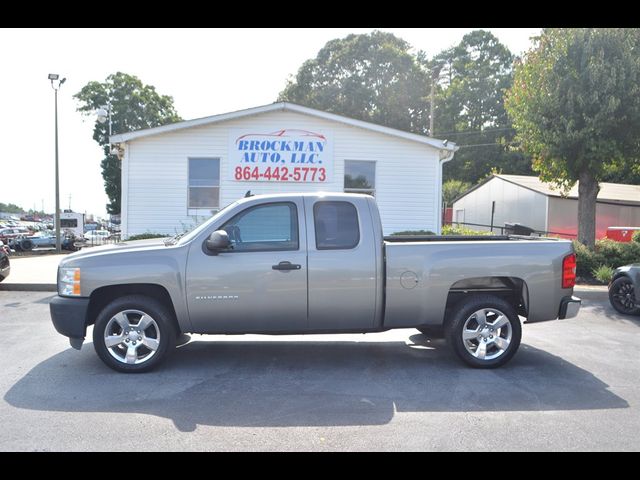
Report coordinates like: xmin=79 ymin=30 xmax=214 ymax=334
xmin=59 ymin=267 xmax=81 ymax=296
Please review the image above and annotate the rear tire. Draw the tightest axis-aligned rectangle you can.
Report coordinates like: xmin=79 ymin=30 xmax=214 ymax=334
xmin=93 ymin=295 xmax=177 ymax=373
xmin=446 ymin=294 xmax=522 ymax=368
xmin=609 ymin=276 xmax=640 ymax=315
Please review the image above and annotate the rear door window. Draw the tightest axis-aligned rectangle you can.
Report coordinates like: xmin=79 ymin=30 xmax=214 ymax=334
xmin=313 ymin=201 xmax=360 ymax=250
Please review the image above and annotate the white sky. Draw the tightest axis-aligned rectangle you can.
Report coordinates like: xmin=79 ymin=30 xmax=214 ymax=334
xmin=0 ymin=28 xmax=540 ymax=219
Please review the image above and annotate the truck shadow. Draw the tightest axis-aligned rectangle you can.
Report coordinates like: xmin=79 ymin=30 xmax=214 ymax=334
xmin=4 ymin=335 xmax=628 ymax=432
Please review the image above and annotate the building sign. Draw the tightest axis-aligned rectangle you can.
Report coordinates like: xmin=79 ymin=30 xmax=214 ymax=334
xmin=229 ymin=129 xmax=333 ymax=182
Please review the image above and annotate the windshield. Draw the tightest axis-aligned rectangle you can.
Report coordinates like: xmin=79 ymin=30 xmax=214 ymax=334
xmin=173 ymin=201 xmax=239 ymax=246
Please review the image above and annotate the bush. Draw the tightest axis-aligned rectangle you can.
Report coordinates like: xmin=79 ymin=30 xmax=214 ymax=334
xmin=592 ymin=265 xmax=614 ymax=284
xmin=595 ymin=238 xmax=624 ymax=265
xmin=633 ymin=230 xmax=640 ymax=244
xmin=126 ymin=233 xmax=169 ymax=241
xmin=442 ymin=225 xmax=493 ymax=236
xmin=622 ymin=241 xmax=640 ymax=265
xmin=390 ymin=230 xmax=435 ymax=236
xmin=573 ymin=241 xmax=602 ymax=279
xmin=574 ymin=238 xmax=640 ymax=280
xmin=596 ymin=238 xmax=640 ymax=268
xmin=389 ymin=227 xmax=494 ymax=236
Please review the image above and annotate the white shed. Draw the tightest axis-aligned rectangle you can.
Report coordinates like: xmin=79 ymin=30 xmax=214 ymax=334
xmin=452 ymin=174 xmax=640 ymax=238
xmin=110 ymin=102 xmax=458 ymax=238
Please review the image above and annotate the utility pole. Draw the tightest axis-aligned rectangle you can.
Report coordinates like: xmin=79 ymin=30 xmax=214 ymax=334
xmin=430 ymin=64 xmax=443 ymax=136
xmin=429 ymin=78 xmax=436 ymax=136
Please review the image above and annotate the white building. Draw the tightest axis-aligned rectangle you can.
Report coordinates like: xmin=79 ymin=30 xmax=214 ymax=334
xmin=452 ymin=174 xmax=640 ymax=238
xmin=110 ymin=102 xmax=458 ymax=238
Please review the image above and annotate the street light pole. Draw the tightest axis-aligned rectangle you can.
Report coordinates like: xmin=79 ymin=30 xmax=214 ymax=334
xmin=97 ymin=101 xmax=112 ymax=138
xmin=49 ymin=74 xmax=66 ymax=253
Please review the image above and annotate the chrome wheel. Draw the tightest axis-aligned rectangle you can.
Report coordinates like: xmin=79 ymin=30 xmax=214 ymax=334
xmin=103 ymin=309 xmax=161 ymax=365
xmin=461 ymin=308 xmax=512 ymax=361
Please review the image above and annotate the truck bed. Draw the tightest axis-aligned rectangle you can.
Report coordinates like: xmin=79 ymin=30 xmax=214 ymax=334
xmin=382 ymin=237 xmax=574 ymax=328
xmin=384 ymin=235 xmax=553 ymax=242
xmin=385 ymin=235 xmax=510 ymax=242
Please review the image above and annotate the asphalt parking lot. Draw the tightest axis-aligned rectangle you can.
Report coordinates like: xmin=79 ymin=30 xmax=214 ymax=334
xmin=0 ymin=289 xmax=638 ymax=451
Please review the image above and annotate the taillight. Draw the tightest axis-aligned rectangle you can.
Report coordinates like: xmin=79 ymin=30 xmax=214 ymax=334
xmin=562 ymin=253 xmax=576 ymax=289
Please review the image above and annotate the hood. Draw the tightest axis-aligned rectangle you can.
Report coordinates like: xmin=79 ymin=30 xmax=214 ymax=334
xmin=614 ymin=263 xmax=640 ymax=273
xmin=60 ymin=238 xmax=172 ymax=267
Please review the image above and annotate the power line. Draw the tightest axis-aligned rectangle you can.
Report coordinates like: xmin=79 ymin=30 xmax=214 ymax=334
xmin=436 ymin=127 xmax=515 ymax=137
xmin=457 ymin=142 xmax=505 ymax=148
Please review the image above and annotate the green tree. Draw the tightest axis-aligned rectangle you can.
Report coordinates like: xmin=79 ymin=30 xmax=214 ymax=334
xmin=602 ymin=157 xmax=640 ymax=184
xmin=431 ymin=30 xmax=533 ymax=184
xmin=279 ymin=31 xmax=431 ymax=134
xmin=74 ymin=72 xmax=182 ymax=214
xmin=505 ymin=28 xmax=640 ymax=248
xmin=442 ymin=179 xmax=472 ymax=207
xmin=0 ymin=202 xmax=25 ymax=214
xmin=345 ymin=175 xmax=373 ymax=189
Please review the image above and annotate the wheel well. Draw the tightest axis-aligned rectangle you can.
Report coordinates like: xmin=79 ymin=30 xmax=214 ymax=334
xmin=445 ymin=277 xmax=528 ymax=320
xmin=87 ymin=284 xmax=180 ymax=333
xmin=612 ymin=272 xmax=631 ymax=283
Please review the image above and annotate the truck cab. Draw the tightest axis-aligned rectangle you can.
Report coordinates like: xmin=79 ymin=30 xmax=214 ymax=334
xmin=185 ymin=194 xmax=381 ymax=334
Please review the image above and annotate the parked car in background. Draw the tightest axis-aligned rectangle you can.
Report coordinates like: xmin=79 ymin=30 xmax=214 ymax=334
xmin=25 ymin=231 xmax=58 ymax=249
xmin=0 ymin=246 xmax=9 ymax=282
xmin=8 ymin=235 xmax=36 ymax=251
xmin=0 ymin=227 xmax=30 ymax=244
xmin=84 ymin=230 xmax=111 ymax=244
xmin=7 ymin=231 xmax=82 ymax=252
xmin=609 ymin=264 xmax=640 ymax=315
xmin=66 ymin=232 xmax=87 ymax=251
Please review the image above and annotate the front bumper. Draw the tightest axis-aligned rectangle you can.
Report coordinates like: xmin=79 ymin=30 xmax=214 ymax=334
xmin=559 ymin=295 xmax=581 ymax=319
xmin=50 ymin=295 xmax=90 ymax=349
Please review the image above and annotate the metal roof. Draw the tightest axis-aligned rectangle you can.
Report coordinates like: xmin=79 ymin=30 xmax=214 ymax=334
xmin=496 ymin=174 xmax=640 ymax=205
xmin=109 ymin=102 xmax=457 ymax=152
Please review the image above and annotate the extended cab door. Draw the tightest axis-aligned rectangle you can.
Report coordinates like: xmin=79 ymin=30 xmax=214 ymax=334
xmin=304 ymin=196 xmax=378 ymax=330
xmin=186 ymin=198 xmax=308 ymax=333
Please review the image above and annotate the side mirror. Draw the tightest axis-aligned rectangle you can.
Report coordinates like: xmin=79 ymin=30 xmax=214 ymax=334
xmin=206 ymin=230 xmax=231 ymax=253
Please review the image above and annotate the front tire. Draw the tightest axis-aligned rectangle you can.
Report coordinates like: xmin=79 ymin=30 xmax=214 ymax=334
xmin=446 ymin=295 xmax=522 ymax=368
xmin=93 ymin=295 xmax=177 ymax=373
xmin=20 ymin=239 xmax=33 ymax=251
xmin=609 ymin=276 xmax=640 ymax=315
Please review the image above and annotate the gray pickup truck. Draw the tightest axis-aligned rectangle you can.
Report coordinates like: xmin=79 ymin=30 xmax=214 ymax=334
xmin=50 ymin=192 xmax=581 ymax=372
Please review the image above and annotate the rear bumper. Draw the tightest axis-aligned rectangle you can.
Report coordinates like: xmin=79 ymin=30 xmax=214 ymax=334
xmin=50 ymin=295 xmax=89 ymax=349
xmin=559 ymin=295 xmax=581 ymax=319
